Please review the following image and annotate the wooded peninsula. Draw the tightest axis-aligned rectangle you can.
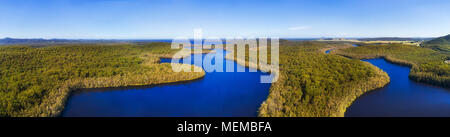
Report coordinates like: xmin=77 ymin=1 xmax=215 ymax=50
xmin=0 ymin=36 xmax=449 ymax=117
xmin=0 ymin=43 xmax=205 ymax=116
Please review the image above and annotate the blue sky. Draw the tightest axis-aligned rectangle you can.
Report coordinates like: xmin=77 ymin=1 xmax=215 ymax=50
xmin=0 ymin=0 xmax=449 ymax=39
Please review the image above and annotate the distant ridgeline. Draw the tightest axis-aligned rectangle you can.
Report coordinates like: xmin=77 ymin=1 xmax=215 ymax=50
xmin=0 ymin=38 xmax=123 ymax=46
xmin=422 ymin=34 xmax=450 ymax=54
xmin=0 ymin=38 xmax=173 ymax=46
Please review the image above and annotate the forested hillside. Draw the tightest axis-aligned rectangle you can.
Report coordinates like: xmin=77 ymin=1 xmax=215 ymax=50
xmin=422 ymin=34 xmax=450 ymax=54
xmin=226 ymin=41 xmax=389 ymax=117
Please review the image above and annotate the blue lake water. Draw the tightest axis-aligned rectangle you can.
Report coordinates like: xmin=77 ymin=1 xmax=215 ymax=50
xmin=345 ymin=58 xmax=450 ymax=117
xmin=62 ymin=49 xmax=271 ymax=117
xmin=62 ymin=45 xmax=450 ymax=117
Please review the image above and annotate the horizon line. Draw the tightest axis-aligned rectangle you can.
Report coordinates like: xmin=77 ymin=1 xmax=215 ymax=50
xmin=0 ymin=36 xmax=438 ymax=40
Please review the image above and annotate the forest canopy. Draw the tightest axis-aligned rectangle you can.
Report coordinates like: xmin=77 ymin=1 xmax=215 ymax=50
xmin=336 ymin=44 xmax=449 ymax=88
xmin=227 ymin=41 xmax=390 ymax=117
xmin=0 ymin=43 xmax=205 ymax=117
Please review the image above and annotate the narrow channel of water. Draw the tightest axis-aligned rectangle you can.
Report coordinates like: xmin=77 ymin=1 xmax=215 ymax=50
xmin=345 ymin=58 xmax=450 ymax=117
xmin=325 ymin=44 xmax=450 ymax=116
xmin=62 ymin=49 xmax=271 ymax=117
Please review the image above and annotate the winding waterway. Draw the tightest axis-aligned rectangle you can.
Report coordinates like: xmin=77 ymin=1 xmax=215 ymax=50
xmin=345 ymin=58 xmax=450 ymax=117
xmin=325 ymin=44 xmax=450 ymax=116
xmin=62 ymin=49 xmax=271 ymax=117
xmin=62 ymin=44 xmax=450 ymax=117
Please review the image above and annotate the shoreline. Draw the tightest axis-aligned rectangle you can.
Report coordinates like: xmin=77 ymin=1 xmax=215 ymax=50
xmin=344 ymin=57 xmax=450 ymax=116
xmin=333 ymin=44 xmax=449 ymax=89
xmin=53 ymin=50 xmax=215 ymax=117
xmin=11 ymin=45 xmax=404 ymax=117
xmin=324 ymin=46 xmax=393 ymax=116
xmin=59 ymin=74 xmax=206 ymax=117
xmin=51 ymin=66 xmax=206 ymax=117
xmin=258 ymin=47 xmax=390 ymax=117
xmin=335 ymin=51 xmax=449 ymax=88
xmin=70 ymin=74 xmax=205 ymax=94
xmin=14 ymin=50 xmax=208 ymax=117
xmin=57 ymin=48 xmax=264 ymax=117
xmin=340 ymin=60 xmax=390 ymax=117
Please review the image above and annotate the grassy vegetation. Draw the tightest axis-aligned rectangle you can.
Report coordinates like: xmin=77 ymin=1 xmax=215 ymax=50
xmin=4 ymin=39 xmax=443 ymax=117
xmin=422 ymin=34 xmax=450 ymax=54
xmin=225 ymin=40 xmax=389 ymax=117
xmin=224 ymin=40 xmax=274 ymax=73
xmin=0 ymin=43 xmax=205 ymax=117
xmin=335 ymin=44 xmax=450 ymax=88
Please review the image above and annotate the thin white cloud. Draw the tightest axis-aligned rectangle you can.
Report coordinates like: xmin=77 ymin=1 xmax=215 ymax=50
xmin=288 ymin=26 xmax=311 ymax=31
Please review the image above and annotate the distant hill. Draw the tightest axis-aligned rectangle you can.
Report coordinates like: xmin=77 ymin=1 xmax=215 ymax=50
xmin=422 ymin=34 xmax=450 ymax=54
xmin=0 ymin=37 xmax=126 ymax=46
xmin=0 ymin=38 xmax=175 ymax=46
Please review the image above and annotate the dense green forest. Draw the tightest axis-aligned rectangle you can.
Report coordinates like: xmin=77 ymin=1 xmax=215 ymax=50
xmin=422 ymin=34 xmax=450 ymax=54
xmin=335 ymin=44 xmax=449 ymax=88
xmin=0 ymin=43 xmax=205 ymax=117
xmin=3 ymin=40 xmax=446 ymax=117
xmin=226 ymin=41 xmax=389 ymax=117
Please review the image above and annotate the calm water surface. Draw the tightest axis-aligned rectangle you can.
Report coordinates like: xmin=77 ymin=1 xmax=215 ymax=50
xmin=325 ymin=45 xmax=450 ymax=116
xmin=62 ymin=49 xmax=271 ymax=117
xmin=345 ymin=58 xmax=450 ymax=117
xmin=63 ymin=45 xmax=450 ymax=117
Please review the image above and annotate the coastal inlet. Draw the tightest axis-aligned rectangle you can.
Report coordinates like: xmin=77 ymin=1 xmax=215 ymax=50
xmin=62 ymin=49 xmax=271 ymax=117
